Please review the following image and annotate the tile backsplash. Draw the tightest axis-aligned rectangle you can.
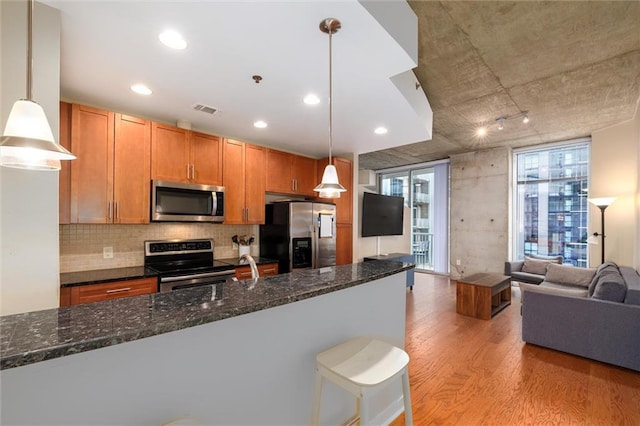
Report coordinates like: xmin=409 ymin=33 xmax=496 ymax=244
xmin=60 ymin=223 xmax=259 ymax=272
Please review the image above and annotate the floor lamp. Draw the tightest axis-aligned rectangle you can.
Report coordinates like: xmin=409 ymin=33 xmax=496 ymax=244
xmin=587 ymin=197 xmax=615 ymax=264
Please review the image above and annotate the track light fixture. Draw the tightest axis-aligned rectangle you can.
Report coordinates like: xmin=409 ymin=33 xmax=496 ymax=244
xmin=493 ymin=111 xmax=529 ymax=131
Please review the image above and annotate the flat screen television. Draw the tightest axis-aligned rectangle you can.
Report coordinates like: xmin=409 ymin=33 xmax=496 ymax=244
xmin=361 ymin=192 xmax=404 ymax=237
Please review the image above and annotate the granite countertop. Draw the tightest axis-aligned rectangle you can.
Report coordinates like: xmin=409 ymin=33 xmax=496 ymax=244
xmin=60 ymin=258 xmax=278 ymax=288
xmin=60 ymin=266 xmax=158 ymax=288
xmin=217 ymin=256 xmax=278 ymax=267
xmin=1 ymin=260 xmax=413 ymax=370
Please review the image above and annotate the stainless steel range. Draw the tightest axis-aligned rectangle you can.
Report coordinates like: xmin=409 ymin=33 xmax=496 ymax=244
xmin=144 ymin=239 xmax=236 ymax=292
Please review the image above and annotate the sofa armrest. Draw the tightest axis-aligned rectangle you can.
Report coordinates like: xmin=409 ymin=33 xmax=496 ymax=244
xmin=522 ymin=291 xmax=640 ymax=371
xmin=505 ymin=260 xmax=524 ymax=275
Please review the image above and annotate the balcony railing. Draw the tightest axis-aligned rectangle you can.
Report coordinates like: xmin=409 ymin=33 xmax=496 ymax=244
xmin=412 ymin=231 xmax=433 ymax=270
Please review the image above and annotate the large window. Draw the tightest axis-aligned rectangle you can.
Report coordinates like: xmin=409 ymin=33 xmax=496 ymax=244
xmin=379 ymin=161 xmax=449 ymax=273
xmin=513 ymin=140 xmax=590 ymax=266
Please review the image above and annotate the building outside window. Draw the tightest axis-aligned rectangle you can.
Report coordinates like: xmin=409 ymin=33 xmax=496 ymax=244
xmin=379 ymin=161 xmax=449 ymax=273
xmin=513 ymin=140 xmax=590 ymax=267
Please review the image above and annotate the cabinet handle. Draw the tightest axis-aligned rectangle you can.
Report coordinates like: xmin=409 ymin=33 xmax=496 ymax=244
xmin=116 ymin=201 xmax=120 ymax=221
xmin=191 ymin=164 xmax=195 ymax=180
xmin=108 ymin=201 xmax=112 ymax=220
xmin=186 ymin=164 xmax=190 ymax=180
xmin=262 ymin=268 xmax=276 ymax=273
xmin=106 ymin=287 xmax=131 ymax=294
xmin=238 ymin=271 xmax=252 ymax=277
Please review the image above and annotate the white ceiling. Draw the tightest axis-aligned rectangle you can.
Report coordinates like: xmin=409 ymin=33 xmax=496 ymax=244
xmin=42 ymin=0 xmax=432 ymax=159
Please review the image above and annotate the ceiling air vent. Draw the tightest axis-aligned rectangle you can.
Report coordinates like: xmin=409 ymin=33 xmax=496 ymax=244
xmin=192 ymin=104 xmax=218 ymax=115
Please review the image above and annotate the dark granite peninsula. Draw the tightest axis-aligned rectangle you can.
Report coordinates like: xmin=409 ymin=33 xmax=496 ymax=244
xmin=1 ymin=261 xmax=413 ymax=425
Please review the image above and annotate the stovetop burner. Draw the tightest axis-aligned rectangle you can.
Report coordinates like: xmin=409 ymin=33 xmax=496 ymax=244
xmin=144 ymin=239 xmax=235 ymax=275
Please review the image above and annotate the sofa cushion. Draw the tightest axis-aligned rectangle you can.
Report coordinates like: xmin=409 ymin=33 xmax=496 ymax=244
xmin=511 ymin=271 xmax=545 ymax=285
xmin=528 ymin=253 xmax=564 ymax=263
xmin=588 ymin=262 xmax=619 ymax=296
xmin=592 ymin=270 xmax=627 ymax=303
xmin=620 ymin=267 xmax=640 ymax=305
xmin=545 ymin=263 xmax=596 ymax=288
xmin=520 ymin=282 xmax=588 ymax=302
xmin=521 ymin=257 xmax=555 ymax=275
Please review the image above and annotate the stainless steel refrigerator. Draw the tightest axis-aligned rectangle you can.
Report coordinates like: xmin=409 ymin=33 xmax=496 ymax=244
xmin=260 ymin=201 xmax=336 ymax=273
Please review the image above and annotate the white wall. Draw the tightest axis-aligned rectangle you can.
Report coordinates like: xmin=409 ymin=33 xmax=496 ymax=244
xmin=590 ymin=104 xmax=640 ymax=268
xmin=0 ymin=1 xmax=61 ymax=315
xmin=1 ymin=274 xmax=407 ymax=425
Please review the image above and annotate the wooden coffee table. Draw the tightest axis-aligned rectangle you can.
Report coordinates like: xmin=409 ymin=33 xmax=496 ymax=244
xmin=456 ymin=273 xmax=511 ymax=320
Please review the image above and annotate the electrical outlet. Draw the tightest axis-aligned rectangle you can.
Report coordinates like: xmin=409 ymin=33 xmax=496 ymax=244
xmin=103 ymin=246 xmax=114 ymax=259
xmin=456 ymin=259 xmax=461 ymax=266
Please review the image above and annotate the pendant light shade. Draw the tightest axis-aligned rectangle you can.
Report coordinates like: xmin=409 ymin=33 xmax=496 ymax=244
xmin=314 ymin=18 xmax=346 ymax=199
xmin=0 ymin=0 xmax=75 ymax=171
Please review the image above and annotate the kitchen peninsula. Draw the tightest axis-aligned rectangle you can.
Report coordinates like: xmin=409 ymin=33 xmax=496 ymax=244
xmin=1 ymin=260 xmax=413 ymax=425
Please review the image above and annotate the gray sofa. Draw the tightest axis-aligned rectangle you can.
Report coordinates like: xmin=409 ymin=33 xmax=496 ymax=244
xmin=519 ymin=262 xmax=640 ymax=371
xmin=504 ymin=254 xmax=564 ymax=285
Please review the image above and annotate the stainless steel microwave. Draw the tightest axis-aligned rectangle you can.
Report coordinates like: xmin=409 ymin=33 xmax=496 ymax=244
xmin=151 ymin=180 xmax=224 ymax=222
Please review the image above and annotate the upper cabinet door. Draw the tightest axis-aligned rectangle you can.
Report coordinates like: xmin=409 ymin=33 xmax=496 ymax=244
xmin=292 ymin=155 xmax=318 ymax=196
xmin=151 ymin=123 xmax=189 ymax=182
xmin=70 ymin=104 xmax=114 ymax=224
xmin=113 ymin=114 xmax=151 ymax=224
xmin=59 ymin=101 xmax=72 ymax=224
xmin=190 ymin=131 xmax=222 ymax=185
xmin=223 ymin=139 xmax=246 ymax=224
xmin=244 ymin=143 xmax=266 ymax=224
xmin=265 ymin=149 xmax=293 ymax=193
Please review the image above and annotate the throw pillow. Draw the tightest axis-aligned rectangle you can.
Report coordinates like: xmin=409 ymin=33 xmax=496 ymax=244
xmin=588 ymin=262 xmax=619 ymax=296
xmin=521 ymin=257 xmax=554 ymax=275
xmin=592 ymin=272 xmax=627 ymax=303
xmin=545 ymin=263 xmax=596 ymax=288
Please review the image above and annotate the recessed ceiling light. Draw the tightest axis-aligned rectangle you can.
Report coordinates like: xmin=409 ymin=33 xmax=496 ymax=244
xmin=374 ymin=127 xmax=388 ymax=135
xmin=476 ymin=127 xmax=487 ymax=137
xmin=253 ymin=120 xmax=268 ymax=129
xmin=130 ymin=84 xmax=152 ymax=95
xmin=159 ymin=30 xmax=187 ymax=50
xmin=303 ymin=94 xmax=320 ymax=105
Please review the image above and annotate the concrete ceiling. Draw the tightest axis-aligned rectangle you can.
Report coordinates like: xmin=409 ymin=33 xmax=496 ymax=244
xmin=40 ymin=0 xmax=431 ymax=159
xmin=359 ymin=1 xmax=640 ymax=171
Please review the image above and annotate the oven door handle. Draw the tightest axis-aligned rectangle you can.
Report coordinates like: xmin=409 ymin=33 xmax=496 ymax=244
xmin=161 ymin=270 xmax=236 ymax=282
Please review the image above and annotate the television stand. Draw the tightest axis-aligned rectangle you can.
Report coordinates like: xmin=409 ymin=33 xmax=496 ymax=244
xmin=363 ymin=253 xmax=415 ymax=290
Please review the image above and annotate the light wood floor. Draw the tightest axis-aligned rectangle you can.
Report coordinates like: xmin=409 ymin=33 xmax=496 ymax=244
xmin=391 ymin=273 xmax=640 ymax=425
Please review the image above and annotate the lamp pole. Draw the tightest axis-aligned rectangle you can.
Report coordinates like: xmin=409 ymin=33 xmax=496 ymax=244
xmin=597 ymin=204 xmax=607 ymax=264
xmin=588 ymin=197 xmax=615 ymax=265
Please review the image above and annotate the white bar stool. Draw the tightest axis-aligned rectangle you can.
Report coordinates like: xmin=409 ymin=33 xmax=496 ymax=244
xmin=310 ymin=336 xmax=413 ymax=425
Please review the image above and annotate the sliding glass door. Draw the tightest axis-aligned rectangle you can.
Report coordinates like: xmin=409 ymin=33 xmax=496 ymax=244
xmin=379 ymin=161 xmax=449 ymax=273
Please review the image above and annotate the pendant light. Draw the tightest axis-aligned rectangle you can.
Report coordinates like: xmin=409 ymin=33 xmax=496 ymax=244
xmin=0 ymin=0 xmax=76 ymax=171
xmin=314 ymin=18 xmax=347 ymax=199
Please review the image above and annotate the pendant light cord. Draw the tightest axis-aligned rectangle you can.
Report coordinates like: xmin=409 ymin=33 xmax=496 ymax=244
xmin=328 ymin=24 xmax=333 ymax=165
xmin=27 ymin=0 xmax=34 ymax=101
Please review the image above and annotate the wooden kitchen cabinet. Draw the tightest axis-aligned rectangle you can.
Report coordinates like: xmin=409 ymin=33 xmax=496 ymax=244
xmin=223 ymin=139 xmax=265 ymax=224
xmin=336 ymin=223 xmax=353 ymax=266
xmin=265 ymin=149 xmax=317 ymax=196
xmin=151 ymin=123 xmax=189 ymax=182
xmin=151 ymin=123 xmax=223 ymax=185
xmin=70 ymin=104 xmax=151 ymax=224
xmin=67 ymin=277 xmax=157 ymax=306
xmin=190 ymin=131 xmax=223 ymax=185
xmin=70 ymin=104 xmax=114 ymax=223
xmin=235 ymin=262 xmax=278 ymax=280
xmin=59 ymin=101 xmax=72 ymax=224
xmin=317 ymin=156 xmax=353 ymax=265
